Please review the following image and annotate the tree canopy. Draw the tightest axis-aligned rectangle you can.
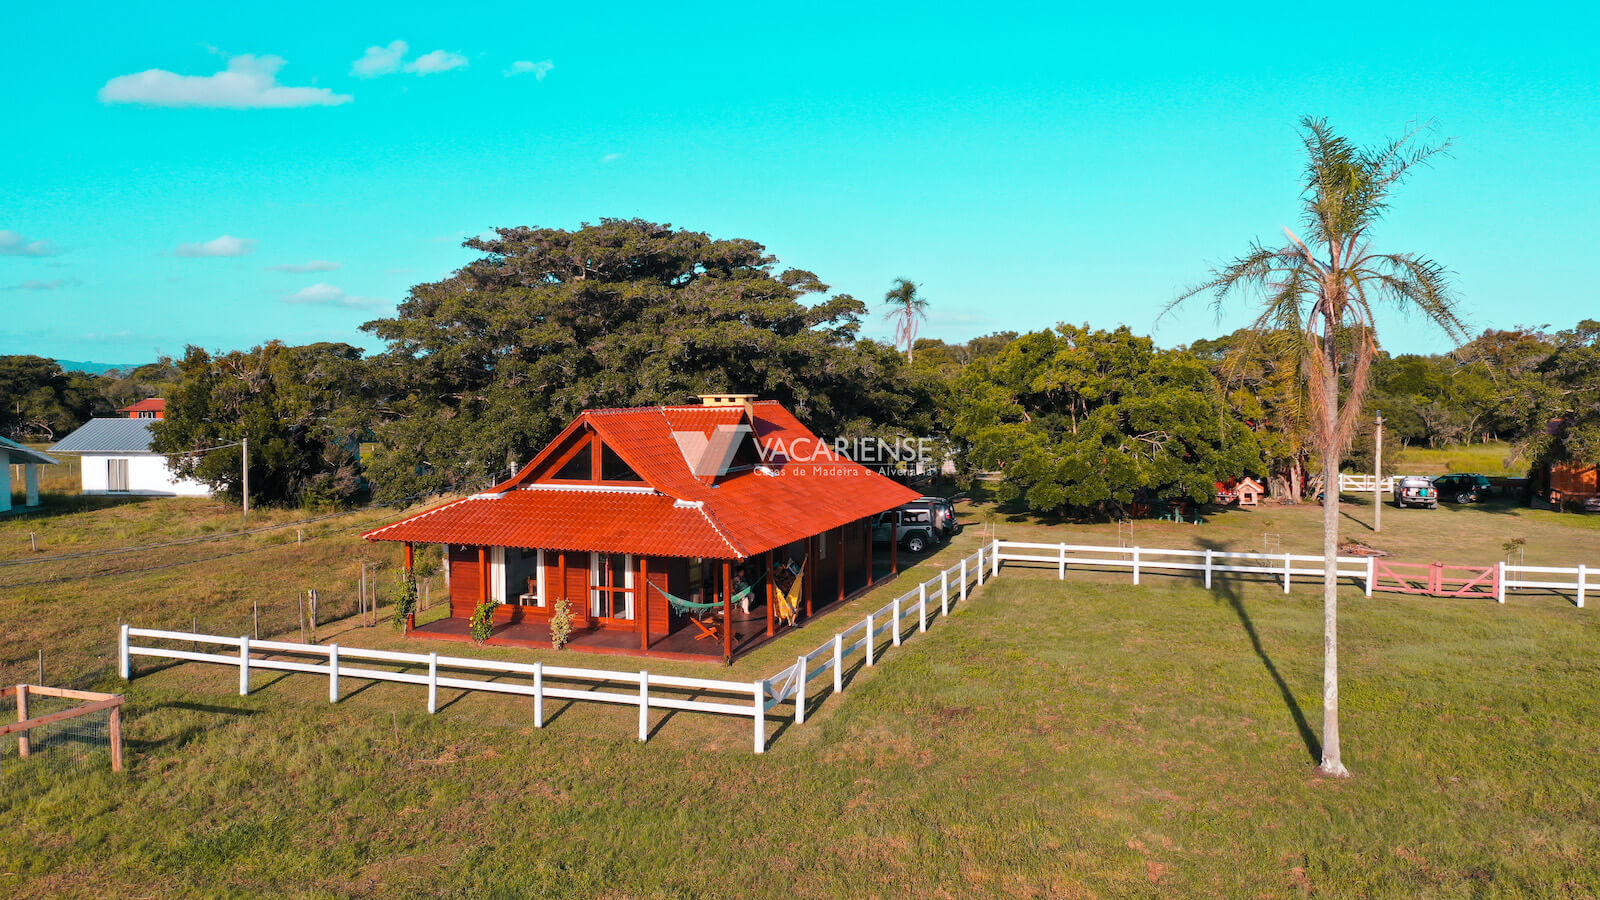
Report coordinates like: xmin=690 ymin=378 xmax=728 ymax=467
xmin=952 ymin=324 xmax=1262 ymax=516
xmin=360 ymin=219 xmax=941 ymax=502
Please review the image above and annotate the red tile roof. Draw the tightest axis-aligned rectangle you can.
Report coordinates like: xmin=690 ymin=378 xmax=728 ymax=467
xmin=364 ymin=400 xmax=920 ymax=558
xmin=118 ymin=398 xmax=167 ymax=417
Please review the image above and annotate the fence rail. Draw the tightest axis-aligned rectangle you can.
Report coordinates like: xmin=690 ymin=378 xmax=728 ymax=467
xmin=992 ymin=540 xmax=1374 ymax=594
xmin=1 ymin=684 xmax=125 ymax=772
xmin=1339 ymin=474 xmax=1395 ymax=493
xmin=1499 ymin=562 xmax=1594 ymax=607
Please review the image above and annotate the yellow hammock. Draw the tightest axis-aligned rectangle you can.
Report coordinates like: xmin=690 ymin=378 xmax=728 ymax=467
xmin=774 ymin=557 xmax=806 ymax=626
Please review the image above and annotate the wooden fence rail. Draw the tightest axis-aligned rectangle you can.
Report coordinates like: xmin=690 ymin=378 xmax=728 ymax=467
xmin=1 ymin=684 xmax=124 ymax=772
xmin=1499 ymin=562 xmax=1595 ymax=607
xmin=992 ymin=540 xmax=1374 ymax=594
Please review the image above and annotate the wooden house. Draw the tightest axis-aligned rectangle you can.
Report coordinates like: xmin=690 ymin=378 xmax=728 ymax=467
xmin=363 ymin=396 xmax=921 ymax=661
xmin=1236 ymin=476 xmax=1265 ymax=507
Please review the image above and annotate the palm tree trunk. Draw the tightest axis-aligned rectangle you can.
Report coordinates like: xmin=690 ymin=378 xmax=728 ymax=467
xmin=1317 ymin=336 xmax=1350 ymax=777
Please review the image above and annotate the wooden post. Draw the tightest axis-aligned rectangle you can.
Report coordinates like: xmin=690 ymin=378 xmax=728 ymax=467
xmin=960 ymin=557 xmax=968 ymax=603
xmin=241 ymin=437 xmax=249 ymax=524
xmin=940 ymin=570 xmax=949 ymax=616
xmin=753 ymin=681 xmax=766 ymax=754
xmin=478 ymin=547 xmax=488 ymax=605
xmin=977 ymin=544 xmax=984 ymax=586
xmin=794 ymin=655 xmax=807 ymax=725
xmin=833 ymin=633 xmax=843 ymax=694
xmin=836 ymin=528 xmax=845 ymax=603
xmin=427 ymin=653 xmax=438 ymax=713
xmin=865 ymin=614 xmax=875 ymax=666
xmin=1578 ymin=564 xmax=1588 ymax=609
xmin=1497 ymin=561 xmax=1506 ymax=604
xmin=1204 ymin=549 xmax=1213 ymax=589
xmin=1366 ymin=556 xmax=1375 ymax=598
xmin=328 ymin=644 xmax=340 ymax=703
xmin=118 ymin=623 xmax=130 ymax=680
xmin=765 ymin=551 xmax=776 ymax=637
xmin=892 ymin=597 xmax=902 ymax=646
xmin=638 ymin=672 xmax=650 ymax=742
xmin=108 ymin=702 xmax=124 ymax=773
xmin=889 ymin=518 xmax=897 ymax=575
xmin=532 ymin=661 xmax=544 ymax=727
xmin=722 ymin=560 xmax=734 ymax=661
xmin=919 ymin=583 xmax=928 ymax=632
xmin=804 ymin=535 xmax=815 ymax=618
xmin=1133 ymin=546 xmax=1141 ymax=585
xmin=16 ymin=684 xmax=29 ymax=758
xmin=559 ymin=550 xmax=568 ymax=613
xmin=404 ymin=543 xmax=414 ymax=574
xmin=239 ymin=636 xmax=251 ymax=695
xmin=253 ymin=601 xmax=259 ymax=640
xmin=640 ymin=556 xmax=651 ymax=651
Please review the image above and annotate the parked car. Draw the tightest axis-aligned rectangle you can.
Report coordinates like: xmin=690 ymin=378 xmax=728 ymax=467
xmin=870 ymin=505 xmax=942 ymax=553
xmin=1394 ymin=475 xmax=1438 ymax=509
xmin=1431 ymin=473 xmax=1493 ymax=504
xmin=906 ymin=496 xmax=962 ymax=538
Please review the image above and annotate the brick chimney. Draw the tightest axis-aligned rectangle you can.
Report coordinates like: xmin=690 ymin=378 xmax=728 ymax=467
xmin=697 ymin=393 xmax=758 ymax=418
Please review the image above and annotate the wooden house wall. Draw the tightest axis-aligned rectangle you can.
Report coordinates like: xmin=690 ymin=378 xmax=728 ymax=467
xmin=447 ymin=545 xmax=483 ymax=618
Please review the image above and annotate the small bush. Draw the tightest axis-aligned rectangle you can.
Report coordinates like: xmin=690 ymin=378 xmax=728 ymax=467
xmin=390 ymin=572 xmax=417 ymax=630
xmin=469 ymin=601 xmax=495 ymax=643
xmin=548 ymin=596 xmax=574 ymax=649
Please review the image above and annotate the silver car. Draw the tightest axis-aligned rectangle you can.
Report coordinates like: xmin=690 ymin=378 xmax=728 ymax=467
xmin=1395 ymin=476 xmax=1437 ymax=509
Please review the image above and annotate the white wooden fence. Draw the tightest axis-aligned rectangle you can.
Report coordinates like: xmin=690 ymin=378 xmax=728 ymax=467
xmin=1338 ymin=473 xmax=1395 ymax=493
xmin=120 ymin=626 xmax=777 ymax=753
xmin=1498 ymin=562 xmax=1595 ymax=607
xmin=760 ymin=544 xmax=989 ymax=717
xmin=991 ymin=540 xmax=1375 ymax=594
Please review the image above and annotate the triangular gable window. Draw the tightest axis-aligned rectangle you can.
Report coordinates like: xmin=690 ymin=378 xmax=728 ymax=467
xmin=600 ymin=443 xmax=643 ymax=482
xmin=552 ymin=440 xmax=593 ymax=481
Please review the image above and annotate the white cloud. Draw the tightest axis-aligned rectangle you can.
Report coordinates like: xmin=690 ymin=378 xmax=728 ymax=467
xmin=601 ymin=152 xmax=624 ymax=164
xmin=506 ymin=59 xmax=553 ymax=80
xmin=351 ymin=41 xmax=408 ymax=78
xmin=282 ymin=283 xmax=384 ymax=308
xmin=99 ymin=54 xmax=352 ymax=109
xmin=0 ymin=230 xmax=61 ymax=257
xmin=405 ymin=50 xmax=469 ymax=75
xmin=267 ymin=260 xmax=341 ymax=273
xmin=2 ymin=278 xmax=81 ymax=291
xmin=175 ymin=235 xmax=256 ymax=257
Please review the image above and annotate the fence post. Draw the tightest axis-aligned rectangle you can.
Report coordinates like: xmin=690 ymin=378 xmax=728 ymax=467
xmin=753 ymin=681 xmax=766 ymax=754
xmin=1058 ymin=543 xmax=1067 ymax=580
xmin=918 ymin=583 xmax=928 ymax=633
xmin=1366 ymin=556 xmax=1375 ymax=598
xmin=940 ymin=570 xmax=949 ymax=616
xmin=960 ymin=557 xmax=968 ymax=602
xmin=109 ymin=703 xmax=124 ymax=773
xmin=239 ymin=636 xmax=251 ymax=696
xmin=1204 ymin=549 xmax=1213 ymax=589
xmin=118 ymin=623 xmax=131 ymax=680
xmin=976 ymin=545 xmax=985 ymax=586
xmin=638 ymin=672 xmax=649 ymax=742
xmin=1132 ymin=547 xmax=1141 ymax=586
xmin=1497 ymin=562 xmax=1506 ymax=604
xmin=1282 ymin=553 xmax=1292 ymax=594
xmin=16 ymin=685 xmax=30 ymax=758
xmin=1429 ymin=562 xmax=1444 ymax=595
xmin=833 ymin=634 xmax=843 ymax=694
xmin=992 ymin=539 xmax=1000 ymax=578
xmin=1579 ymin=564 xmax=1588 ymax=609
xmin=795 ymin=656 xmax=808 ymax=725
xmin=892 ymin=598 xmax=902 ymax=646
xmin=533 ymin=661 xmax=544 ymax=727
xmin=322 ymin=644 xmax=337 ymax=702
xmin=427 ymin=652 xmax=438 ymax=714
xmin=865 ymin=614 xmax=875 ymax=665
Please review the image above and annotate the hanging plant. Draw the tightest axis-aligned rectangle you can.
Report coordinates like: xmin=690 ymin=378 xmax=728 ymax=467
xmin=391 ymin=572 xmax=418 ymax=630
xmin=548 ymin=596 xmax=574 ymax=650
xmin=469 ymin=600 xmax=496 ymax=643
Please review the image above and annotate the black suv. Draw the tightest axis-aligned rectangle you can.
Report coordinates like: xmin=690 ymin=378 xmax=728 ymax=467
xmin=1432 ymin=473 xmax=1493 ymax=504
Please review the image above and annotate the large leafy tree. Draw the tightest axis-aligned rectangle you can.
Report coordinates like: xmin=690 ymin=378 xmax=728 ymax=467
xmin=1172 ymin=117 xmax=1466 ymax=778
xmin=151 ymin=342 xmax=369 ymax=507
xmin=1191 ymin=328 xmax=1315 ymax=501
xmin=1521 ymin=319 xmax=1600 ymax=475
xmin=952 ymin=324 xmax=1262 ymax=517
xmin=0 ymin=355 xmax=97 ymax=441
xmin=362 ymin=219 xmax=941 ymax=502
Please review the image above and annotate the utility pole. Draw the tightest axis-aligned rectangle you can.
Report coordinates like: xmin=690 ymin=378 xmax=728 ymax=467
xmin=1373 ymin=414 xmax=1383 ymax=533
xmin=242 ymin=437 xmax=250 ymax=524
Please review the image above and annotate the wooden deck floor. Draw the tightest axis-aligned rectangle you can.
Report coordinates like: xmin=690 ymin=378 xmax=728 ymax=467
xmin=409 ymin=559 xmax=902 ymax=663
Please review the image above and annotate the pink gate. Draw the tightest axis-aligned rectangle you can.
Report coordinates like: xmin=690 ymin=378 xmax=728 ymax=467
xmin=1372 ymin=560 xmax=1498 ymax=599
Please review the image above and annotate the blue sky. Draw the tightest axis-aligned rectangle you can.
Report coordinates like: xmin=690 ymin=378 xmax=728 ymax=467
xmin=3 ymin=2 xmax=1597 ymax=364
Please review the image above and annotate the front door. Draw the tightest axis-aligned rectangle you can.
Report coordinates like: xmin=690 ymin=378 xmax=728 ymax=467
xmin=590 ymin=552 xmax=636 ymax=627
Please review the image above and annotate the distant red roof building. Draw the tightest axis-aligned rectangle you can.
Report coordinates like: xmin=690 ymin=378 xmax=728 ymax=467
xmin=364 ymin=397 xmax=922 ymax=660
xmin=118 ymin=398 xmax=166 ymax=419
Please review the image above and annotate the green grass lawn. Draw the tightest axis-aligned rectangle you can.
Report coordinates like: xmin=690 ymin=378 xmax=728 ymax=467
xmin=1393 ymin=441 xmax=1524 ymax=476
xmin=3 ymin=489 xmax=1599 ymax=896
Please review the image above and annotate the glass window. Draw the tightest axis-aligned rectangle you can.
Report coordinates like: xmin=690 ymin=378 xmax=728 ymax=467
xmin=553 ymin=442 xmax=593 ymax=480
xmin=600 ymin=443 xmax=642 ymax=481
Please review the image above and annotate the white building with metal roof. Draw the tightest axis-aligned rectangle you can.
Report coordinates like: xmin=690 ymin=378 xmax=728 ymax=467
xmin=48 ymin=418 xmax=211 ymax=497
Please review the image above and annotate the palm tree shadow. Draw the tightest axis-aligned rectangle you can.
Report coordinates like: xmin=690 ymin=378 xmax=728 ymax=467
xmin=1197 ymin=537 xmax=1321 ymax=762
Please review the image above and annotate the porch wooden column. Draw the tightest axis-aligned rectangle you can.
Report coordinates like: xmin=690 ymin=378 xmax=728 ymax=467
xmin=404 ymin=543 xmax=415 ymax=631
xmin=765 ymin=550 xmax=776 ymax=637
xmin=890 ymin=517 xmax=899 ymax=575
xmin=804 ymin=535 xmax=815 ymax=618
xmin=559 ymin=551 xmax=568 ymax=608
xmin=867 ymin=521 xmax=875 ymax=585
xmin=722 ymin=560 xmax=734 ymax=660
xmin=404 ymin=543 xmax=414 ymax=573
xmin=478 ymin=547 xmax=488 ymax=604
xmin=640 ymin=556 xmax=651 ymax=651
xmin=836 ymin=527 xmax=845 ymax=603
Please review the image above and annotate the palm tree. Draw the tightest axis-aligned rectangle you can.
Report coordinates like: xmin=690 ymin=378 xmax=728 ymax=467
xmin=1171 ymin=117 xmax=1466 ymax=778
xmin=883 ymin=278 xmax=928 ymax=363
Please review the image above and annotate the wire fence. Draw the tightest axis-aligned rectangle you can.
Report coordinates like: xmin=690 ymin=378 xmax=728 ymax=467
xmin=0 ymin=692 xmax=115 ymax=784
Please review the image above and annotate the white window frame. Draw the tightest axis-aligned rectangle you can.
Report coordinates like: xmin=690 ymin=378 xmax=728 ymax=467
xmin=589 ymin=551 xmax=635 ymax=619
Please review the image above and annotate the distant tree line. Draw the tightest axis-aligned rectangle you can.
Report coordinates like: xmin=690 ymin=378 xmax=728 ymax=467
xmin=3 ymin=219 xmax=1593 ymax=514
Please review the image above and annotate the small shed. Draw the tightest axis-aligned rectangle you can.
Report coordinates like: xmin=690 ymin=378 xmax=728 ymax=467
xmin=1 ymin=435 xmax=57 ymax=512
xmin=1236 ymin=476 xmax=1265 ymax=507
